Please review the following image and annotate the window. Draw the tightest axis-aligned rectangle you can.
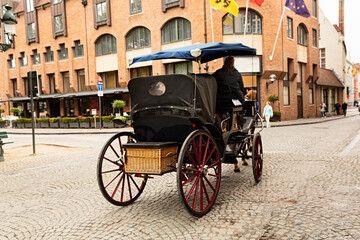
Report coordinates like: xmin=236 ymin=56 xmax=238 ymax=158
xmin=320 ymin=48 xmax=325 ymax=68
xmin=48 ymin=74 xmax=56 ymax=94
xmin=99 ymin=71 xmax=118 ymax=89
xmin=222 ymin=10 xmax=262 ymax=35
xmin=77 ymin=69 xmax=86 ymax=91
xmin=62 ymin=72 xmax=70 ymax=93
xmin=8 ymin=55 xmax=16 ymax=69
xmin=126 ymin=27 xmax=151 ymax=50
xmin=309 ymin=78 xmax=314 ymax=105
xmin=27 ymin=23 xmax=36 ymax=40
xmin=96 ymin=2 xmax=107 ymax=22
xmin=73 ymin=40 xmax=84 ymax=58
xmin=20 ymin=52 xmax=28 ymax=67
xmin=287 ymin=17 xmax=293 ymax=39
xmin=130 ymin=66 xmax=152 ymax=78
xmin=45 ymin=47 xmax=54 ymax=63
xmin=58 ymin=44 xmax=68 ymax=60
xmin=53 ymin=0 xmax=62 ymax=4
xmin=165 ymin=61 xmax=193 ymax=74
xmin=95 ymin=34 xmax=117 ymax=56
xmin=54 ymin=15 xmax=64 ymax=33
xmin=130 ymin=0 xmax=142 ymax=14
xmin=283 ymin=59 xmax=291 ymax=106
xmin=23 ymin=78 xmax=29 ymax=96
xmin=26 ymin=0 xmax=34 ymax=12
xmin=312 ymin=29 xmax=317 ymax=47
xmin=297 ymin=24 xmax=308 ymax=46
xmin=165 ymin=0 xmax=179 ymax=3
xmin=32 ymin=50 xmax=40 ymax=65
xmin=11 ymin=79 xmax=17 ymax=97
xmin=162 ymin=18 xmax=191 ymax=44
xmin=312 ymin=0 xmax=317 ymax=18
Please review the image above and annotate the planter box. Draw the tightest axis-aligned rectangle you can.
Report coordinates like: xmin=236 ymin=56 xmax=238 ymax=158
xmin=25 ymin=123 xmax=33 ymax=128
xmin=90 ymin=121 xmax=101 ymax=128
xmin=14 ymin=122 xmax=22 ymax=128
xmin=69 ymin=122 xmax=79 ymax=128
xmin=50 ymin=122 xmax=59 ymax=128
xmin=102 ymin=121 xmax=114 ymax=128
xmin=270 ymin=116 xmax=281 ymax=122
xmin=59 ymin=122 xmax=69 ymax=128
xmin=79 ymin=122 xmax=90 ymax=128
xmin=40 ymin=122 xmax=50 ymax=128
xmin=0 ymin=122 xmax=5 ymax=128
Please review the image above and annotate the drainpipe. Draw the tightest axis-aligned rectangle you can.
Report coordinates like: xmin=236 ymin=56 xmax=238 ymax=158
xmin=203 ymin=0 xmax=209 ymax=72
xmin=82 ymin=0 xmax=91 ymax=88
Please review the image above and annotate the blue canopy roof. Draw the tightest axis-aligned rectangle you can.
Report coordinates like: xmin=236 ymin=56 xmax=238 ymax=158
xmin=130 ymin=42 xmax=256 ymax=65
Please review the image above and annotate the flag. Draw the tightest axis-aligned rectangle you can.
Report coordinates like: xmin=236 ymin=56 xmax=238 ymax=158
xmin=249 ymin=0 xmax=264 ymax=7
xmin=285 ymin=0 xmax=310 ymax=18
xmin=210 ymin=0 xmax=239 ymax=17
xmin=223 ymin=14 xmax=233 ymax=26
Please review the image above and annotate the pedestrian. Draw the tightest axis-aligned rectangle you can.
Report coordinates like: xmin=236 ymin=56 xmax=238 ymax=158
xmin=342 ymin=102 xmax=348 ymax=116
xmin=262 ymin=101 xmax=273 ymax=128
xmin=334 ymin=102 xmax=340 ymax=115
xmin=320 ymin=102 xmax=326 ymax=118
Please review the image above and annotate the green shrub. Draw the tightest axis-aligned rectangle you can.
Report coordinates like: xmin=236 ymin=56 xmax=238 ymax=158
xmin=10 ymin=107 xmax=21 ymax=114
xmin=68 ymin=117 xmax=77 ymax=123
xmin=273 ymin=111 xmax=281 ymax=117
xmin=38 ymin=118 xmax=49 ymax=123
xmin=267 ymin=95 xmax=279 ymax=106
xmin=0 ymin=108 xmax=5 ymax=113
xmin=16 ymin=118 xmax=32 ymax=123
xmin=0 ymin=119 xmax=5 ymax=123
xmin=102 ymin=116 xmax=115 ymax=122
xmin=112 ymin=100 xmax=126 ymax=112
xmin=49 ymin=118 xmax=60 ymax=123
xmin=78 ymin=117 xmax=91 ymax=122
xmin=119 ymin=115 xmax=131 ymax=122
xmin=60 ymin=117 xmax=70 ymax=123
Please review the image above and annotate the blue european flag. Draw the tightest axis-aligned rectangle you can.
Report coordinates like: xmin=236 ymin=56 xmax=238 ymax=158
xmin=285 ymin=0 xmax=310 ymax=18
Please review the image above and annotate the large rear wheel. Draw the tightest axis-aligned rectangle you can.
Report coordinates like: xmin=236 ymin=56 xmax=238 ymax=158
xmin=97 ymin=132 xmax=147 ymax=206
xmin=177 ymin=130 xmax=221 ymax=217
xmin=252 ymin=133 xmax=263 ymax=183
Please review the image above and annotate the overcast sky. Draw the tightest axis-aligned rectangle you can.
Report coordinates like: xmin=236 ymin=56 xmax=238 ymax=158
xmin=319 ymin=0 xmax=360 ymax=63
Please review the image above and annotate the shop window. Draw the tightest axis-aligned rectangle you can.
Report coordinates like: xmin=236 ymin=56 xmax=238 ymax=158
xmin=126 ymin=27 xmax=151 ymax=50
xmin=130 ymin=0 xmax=141 ymax=14
xmin=62 ymin=71 xmax=70 ymax=93
xmin=95 ymin=34 xmax=117 ymax=56
xmin=223 ymin=10 xmax=262 ymax=35
xmin=65 ymin=99 xmax=75 ymax=117
xmin=161 ymin=18 xmax=191 ymax=44
xmin=165 ymin=61 xmax=192 ymax=74
xmin=130 ymin=66 xmax=152 ymax=78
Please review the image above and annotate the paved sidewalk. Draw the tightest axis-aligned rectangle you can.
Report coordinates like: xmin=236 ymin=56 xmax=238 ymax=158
xmin=3 ymin=107 xmax=359 ymax=134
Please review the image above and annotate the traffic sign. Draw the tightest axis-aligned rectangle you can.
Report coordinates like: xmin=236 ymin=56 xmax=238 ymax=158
xmin=97 ymin=84 xmax=103 ymax=91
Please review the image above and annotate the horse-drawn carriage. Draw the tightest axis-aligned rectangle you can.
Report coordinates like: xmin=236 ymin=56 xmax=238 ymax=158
xmin=97 ymin=42 xmax=264 ymax=216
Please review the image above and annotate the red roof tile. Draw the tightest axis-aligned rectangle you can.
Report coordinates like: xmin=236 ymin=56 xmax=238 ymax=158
xmin=317 ymin=68 xmax=344 ymax=88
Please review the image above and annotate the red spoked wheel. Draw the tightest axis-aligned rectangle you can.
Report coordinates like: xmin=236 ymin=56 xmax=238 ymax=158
xmin=252 ymin=133 xmax=263 ymax=183
xmin=177 ymin=130 xmax=221 ymax=217
xmin=97 ymin=132 xmax=147 ymax=206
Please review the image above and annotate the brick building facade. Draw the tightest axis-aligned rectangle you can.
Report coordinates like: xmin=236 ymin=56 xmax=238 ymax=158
xmin=0 ymin=0 xmax=320 ymax=120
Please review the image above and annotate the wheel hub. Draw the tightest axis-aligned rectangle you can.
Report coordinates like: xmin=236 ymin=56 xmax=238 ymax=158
xmin=201 ymin=168 xmax=208 ymax=178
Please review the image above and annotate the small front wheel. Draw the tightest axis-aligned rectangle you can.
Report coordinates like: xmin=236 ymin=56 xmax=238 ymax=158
xmin=252 ymin=133 xmax=263 ymax=183
xmin=97 ymin=132 xmax=147 ymax=206
xmin=177 ymin=130 xmax=221 ymax=217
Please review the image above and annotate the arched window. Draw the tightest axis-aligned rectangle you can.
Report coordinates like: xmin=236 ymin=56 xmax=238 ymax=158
xmin=161 ymin=18 xmax=191 ymax=44
xmin=126 ymin=27 xmax=151 ymax=50
xmin=223 ymin=10 xmax=262 ymax=35
xmin=95 ymin=34 xmax=117 ymax=56
xmin=297 ymin=24 xmax=308 ymax=46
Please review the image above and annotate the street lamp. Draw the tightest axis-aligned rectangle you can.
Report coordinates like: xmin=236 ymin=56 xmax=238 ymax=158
xmin=0 ymin=5 xmax=17 ymax=52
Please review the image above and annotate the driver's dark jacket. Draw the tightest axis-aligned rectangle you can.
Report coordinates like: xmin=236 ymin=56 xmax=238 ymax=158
xmin=212 ymin=68 xmax=245 ymax=104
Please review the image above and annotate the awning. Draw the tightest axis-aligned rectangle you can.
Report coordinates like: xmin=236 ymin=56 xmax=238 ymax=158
xmin=7 ymin=96 xmax=31 ymax=102
xmin=55 ymin=88 xmax=129 ymax=99
xmin=317 ymin=69 xmax=344 ymax=88
xmin=36 ymin=94 xmax=61 ymax=100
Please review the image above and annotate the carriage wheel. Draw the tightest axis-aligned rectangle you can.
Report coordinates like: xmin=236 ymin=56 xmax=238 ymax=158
xmin=177 ymin=130 xmax=221 ymax=217
xmin=252 ymin=133 xmax=263 ymax=183
xmin=97 ymin=132 xmax=147 ymax=206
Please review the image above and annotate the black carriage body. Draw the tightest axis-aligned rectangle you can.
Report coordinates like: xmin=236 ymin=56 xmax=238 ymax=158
xmin=128 ymin=74 xmax=219 ymax=143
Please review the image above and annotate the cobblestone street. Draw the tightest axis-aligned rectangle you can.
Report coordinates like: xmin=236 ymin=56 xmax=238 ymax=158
xmin=1 ymin=115 xmax=359 ymax=240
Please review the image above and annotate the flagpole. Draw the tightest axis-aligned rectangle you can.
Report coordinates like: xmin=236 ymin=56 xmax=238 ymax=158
xmin=243 ymin=0 xmax=249 ymax=42
xmin=210 ymin=6 xmax=215 ymax=42
xmin=270 ymin=5 xmax=286 ymax=61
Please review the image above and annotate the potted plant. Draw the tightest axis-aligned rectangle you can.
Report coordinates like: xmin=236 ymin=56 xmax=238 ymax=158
xmin=272 ymin=111 xmax=281 ymax=122
xmin=23 ymin=118 xmax=33 ymax=128
xmin=39 ymin=118 xmax=50 ymax=128
xmin=0 ymin=119 xmax=5 ymax=128
xmin=267 ymin=95 xmax=280 ymax=122
xmin=68 ymin=117 xmax=79 ymax=128
xmin=0 ymin=108 xmax=4 ymax=118
xmin=10 ymin=107 xmax=21 ymax=116
xmin=60 ymin=117 xmax=70 ymax=128
xmin=112 ymin=100 xmax=126 ymax=117
xmin=78 ymin=117 xmax=90 ymax=128
xmin=49 ymin=118 xmax=60 ymax=128
xmin=15 ymin=118 xmax=24 ymax=128
xmin=102 ymin=116 xmax=115 ymax=128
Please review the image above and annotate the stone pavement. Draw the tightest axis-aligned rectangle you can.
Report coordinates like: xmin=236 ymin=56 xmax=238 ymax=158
xmin=0 ymin=108 xmax=359 ymax=240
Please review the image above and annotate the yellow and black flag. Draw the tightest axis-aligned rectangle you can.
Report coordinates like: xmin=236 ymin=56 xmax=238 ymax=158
xmin=210 ymin=0 xmax=239 ymax=17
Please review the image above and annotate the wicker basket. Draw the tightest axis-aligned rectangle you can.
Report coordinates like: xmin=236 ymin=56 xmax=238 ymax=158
xmin=124 ymin=142 xmax=178 ymax=175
